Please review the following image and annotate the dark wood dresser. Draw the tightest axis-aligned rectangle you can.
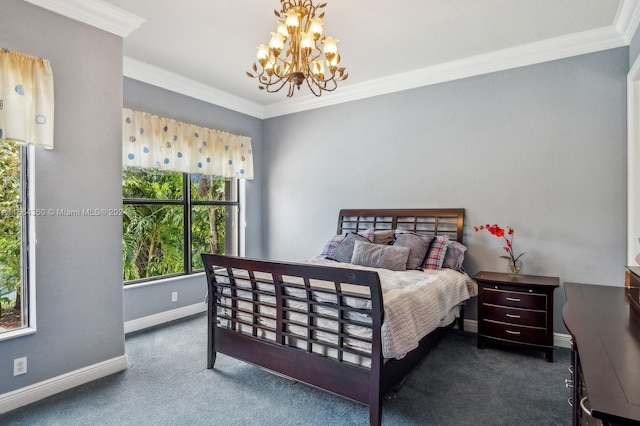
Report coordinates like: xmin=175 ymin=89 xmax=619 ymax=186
xmin=474 ymin=271 xmax=559 ymax=362
xmin=563 ymin=278 xmax=640 ymax=425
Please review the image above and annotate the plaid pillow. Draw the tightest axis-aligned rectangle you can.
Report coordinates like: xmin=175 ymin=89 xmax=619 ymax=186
xmin=320 ymin=234 xmax=344 ymax=257
xmin=423 ymin=235 xmax=450 ymax=269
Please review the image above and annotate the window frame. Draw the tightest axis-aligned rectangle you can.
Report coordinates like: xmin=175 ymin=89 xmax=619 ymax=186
xmin=122 ymin=170 xmax=243 ymax=286
xmin=0 ymin=145 xmax=37 ymax=341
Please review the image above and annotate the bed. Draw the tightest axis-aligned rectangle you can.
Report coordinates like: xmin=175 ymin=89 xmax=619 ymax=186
xmin=201 ymin=208 xmax=476 ymax=426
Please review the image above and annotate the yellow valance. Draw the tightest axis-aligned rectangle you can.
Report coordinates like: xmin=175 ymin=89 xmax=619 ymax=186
xmin=122 ymin=108 xmax=253 ymax=179
xmin=0 ymin=48 xmax=55 ymax=149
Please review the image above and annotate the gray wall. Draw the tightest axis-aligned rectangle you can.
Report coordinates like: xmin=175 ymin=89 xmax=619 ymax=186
xmin=122 ymin=78 xmax=264 ymax=322
xmin=0 ymin=0 xmax=631 ymax=401
xmin=262 ymin=48 xmax=628 ymax=333
xmin=630 ymin=27 xmax=640 ymax=66
xmin=0 ymin=0 xmax=125 ymax=394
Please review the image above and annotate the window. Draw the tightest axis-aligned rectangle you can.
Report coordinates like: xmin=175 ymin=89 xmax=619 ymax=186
xmin=122 ymin=167 xmax=240 ymax=283
xmin=0 ymin=144 xmax=31 ymax=335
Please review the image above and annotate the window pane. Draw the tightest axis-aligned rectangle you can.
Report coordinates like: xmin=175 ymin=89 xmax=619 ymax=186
xmin=123 ymin=204 xmax=185 ymax=280
xmin=191 ymin=205 xmax=238 ymax=270
xmin=190 ymin=175 xmax=237 ymax=202
xmin=123 ymin=167 xmax=183 ymax=200
xmin=0 ymin=143 xmax=25 ymax=332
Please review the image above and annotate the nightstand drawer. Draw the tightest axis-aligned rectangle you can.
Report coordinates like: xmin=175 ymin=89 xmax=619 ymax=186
xmin=482 ymin=320 xmax=547 ymax=346
xmin=482 ymin=287 xmax=546 ymax=310
xmin=481 ymin=304 xmax=546 ymax=328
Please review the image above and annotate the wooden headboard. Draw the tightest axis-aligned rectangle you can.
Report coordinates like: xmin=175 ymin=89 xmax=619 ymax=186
xmin=337 ymin=208 xmax=465 ymax=243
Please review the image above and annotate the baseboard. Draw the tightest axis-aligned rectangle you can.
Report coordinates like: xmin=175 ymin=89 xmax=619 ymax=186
xmin=0 ymin=355 xmax=128 ymax=414
xmin=553 ymin=332 xmax=572 ymax=349
xmin=461 ymin=319 xmax=572 ymax=348
xmin=462 ymin=318 xmax=478 ymax=333
xmin=124 ymin=302 xmax=207 ymax=334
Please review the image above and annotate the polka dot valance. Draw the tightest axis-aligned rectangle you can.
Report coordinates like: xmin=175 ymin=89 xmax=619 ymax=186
xmin=122 ymin=108 xmax=253 ymax=179
xmin=0 ymin=49 xmax=55 ymax=149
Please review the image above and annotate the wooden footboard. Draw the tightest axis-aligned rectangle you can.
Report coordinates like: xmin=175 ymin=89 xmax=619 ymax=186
xmin=202 ymin=254 xmax=386 ymax=425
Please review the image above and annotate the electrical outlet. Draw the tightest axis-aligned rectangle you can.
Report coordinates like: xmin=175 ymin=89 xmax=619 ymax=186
xmin=14 ymin=357 xmax=27 ymax=376
xmin=171 ymin=291 xmax=178 ymax=302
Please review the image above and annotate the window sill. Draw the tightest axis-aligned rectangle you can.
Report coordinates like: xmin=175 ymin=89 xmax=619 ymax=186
xmin=123 ymin=272 xmax=206 ymax=290
xmin=0 ymin=326 xmax=36 ymax=342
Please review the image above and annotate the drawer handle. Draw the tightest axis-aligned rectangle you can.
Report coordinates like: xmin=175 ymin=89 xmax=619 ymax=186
xmin=505 ymin=297 xmax=521 ymax=302
xmin=565 ymin=378 xmax=573 ymax=388
xmin=506 ymin=313 xmax=521 ymax=318
xmin=579 ymin=397 xmax=592 ymax=417
xmin=568 ymin=397 xmax=573 ymax=407
xmin=506 ymin=330 xmax=521 ymax=335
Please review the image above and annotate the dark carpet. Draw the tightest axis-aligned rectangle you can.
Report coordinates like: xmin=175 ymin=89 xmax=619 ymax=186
xmin=0 ymin=313 xmax=571 ymax=425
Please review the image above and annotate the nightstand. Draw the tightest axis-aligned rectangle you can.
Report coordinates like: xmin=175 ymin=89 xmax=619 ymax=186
xmin=473 ymin=271 xmax=560 ymax=362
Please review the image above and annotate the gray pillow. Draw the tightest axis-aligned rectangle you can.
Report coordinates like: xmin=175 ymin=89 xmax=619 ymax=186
xmin=373 ymin=229 xmax=395 ymax=245
xmin=328 ymin=232 xmax=371 ymax=263
xmin=392 ymin=233 xmax=434 ymax=270
xmin=351 ymin=240 xmax=410 ymax=271
xmin=442 ymin=241 xmax=467 ymax=272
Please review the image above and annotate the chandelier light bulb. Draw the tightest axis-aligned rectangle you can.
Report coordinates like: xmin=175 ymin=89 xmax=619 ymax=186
xmin=322 ymin=37 xmax=339 ymax=61
xmin=268 ymin=32 xmax=285 ymax=56
xmin=301 ymin=31 xmax=314 ymax=53
xmin=256 ymin=44 xmax=269 ymax=65
xmin=276 ymin=21 xmax=288 ymax=38
xmin=285 ymin=10 xmax=301 ymax=33
xmin=312 ymin=60 xmax=325 ymax=80
xmin=309 ymin=17 xmax=324 ymax=39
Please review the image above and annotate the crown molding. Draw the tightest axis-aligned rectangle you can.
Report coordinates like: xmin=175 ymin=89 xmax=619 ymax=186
xmin=123 ymin=57 xmax=265 ymax=119
xmin=263 ymin=25 xmax=627 ymax=118
xmin=615 ymin=0 xmax=640 ymax=43
xmin=30 ymin=0 xmax=639 ymax=119
xmin=23 ymin=0 xmax=145 ymax=37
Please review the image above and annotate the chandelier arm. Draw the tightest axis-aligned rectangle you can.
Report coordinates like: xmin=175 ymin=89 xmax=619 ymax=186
xmin=265 ymin=76 xmax=293 ymax=94
xmin=305 ymin=77 xmax=323 ymax=97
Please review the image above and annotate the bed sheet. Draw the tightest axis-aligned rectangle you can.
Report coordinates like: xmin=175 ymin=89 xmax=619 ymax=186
xmin=305 ymin=256 xmax=477 ymax=358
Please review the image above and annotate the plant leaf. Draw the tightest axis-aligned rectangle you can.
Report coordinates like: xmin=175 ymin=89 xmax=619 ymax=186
xmin=246 ymin=71 xmax=255 ymax=78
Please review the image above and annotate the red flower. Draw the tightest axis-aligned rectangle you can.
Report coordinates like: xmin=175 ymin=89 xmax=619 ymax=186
xmin=474 ymin=223 xmax=524 ymax=264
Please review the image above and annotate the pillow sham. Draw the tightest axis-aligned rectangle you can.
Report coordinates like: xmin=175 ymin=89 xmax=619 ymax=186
xmin=392 ymin=232 xmax=434 ymax=270
xmin=373 ymin=229 xmax=395 ymax=245
xmin=327 ymin=232 xmax=372 ymax=263
xmin=321 ymin=228 xmax=375 ymax=257
xmin=423 ymin=235 xmax=450 ymax=270
xmin=442 ymin=241 xmax=467 ymax=272
xmin=351 ymin=240 xmax=410 ymax=271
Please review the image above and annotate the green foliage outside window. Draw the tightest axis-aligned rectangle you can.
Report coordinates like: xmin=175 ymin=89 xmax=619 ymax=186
xmin=0 ymin=142 xmax=22 ymax=327
xmin=122 ymin=168 xmax=231 ymax=282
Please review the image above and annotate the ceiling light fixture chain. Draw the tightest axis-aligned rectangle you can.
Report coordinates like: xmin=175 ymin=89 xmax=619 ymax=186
xmin=246 ymin=0 xmax=348 ymax=97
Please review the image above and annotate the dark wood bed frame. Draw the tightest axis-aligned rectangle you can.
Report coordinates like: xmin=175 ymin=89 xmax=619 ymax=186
xmin=201 ymin=208 xmax=465 ymax=426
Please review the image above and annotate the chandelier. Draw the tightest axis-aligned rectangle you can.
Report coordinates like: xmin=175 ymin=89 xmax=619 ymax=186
xmin=246 ymin=0 xmax=348 ymax=97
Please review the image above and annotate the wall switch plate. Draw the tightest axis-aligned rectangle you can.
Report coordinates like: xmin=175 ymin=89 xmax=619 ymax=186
xmin=14 ymin=357 xmax=27 ymax=376
xmin=171 ymin=291 xmax=178 ymax=302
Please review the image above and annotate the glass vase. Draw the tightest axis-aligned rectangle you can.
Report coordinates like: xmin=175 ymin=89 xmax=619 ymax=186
xmin=507 ymin=259 xmax=523 ymax=277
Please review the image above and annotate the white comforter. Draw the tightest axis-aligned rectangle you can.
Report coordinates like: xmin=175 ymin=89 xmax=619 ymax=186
xmin=305 ymin=256 xmax=478 ymax=359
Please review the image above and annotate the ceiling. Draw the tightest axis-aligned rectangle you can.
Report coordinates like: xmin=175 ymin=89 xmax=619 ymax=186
xmin=26 ymin=0 xmax=640 ymax=118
